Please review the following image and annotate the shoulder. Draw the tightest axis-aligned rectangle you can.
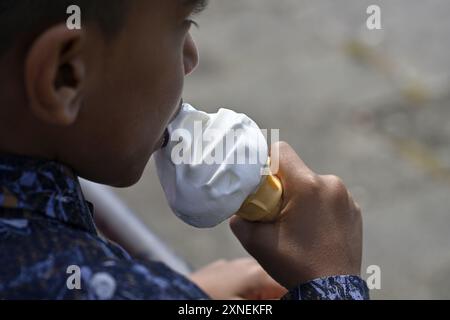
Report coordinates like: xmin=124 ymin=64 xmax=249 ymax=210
xmin=0 ymin=211 xmax=208 ymax=300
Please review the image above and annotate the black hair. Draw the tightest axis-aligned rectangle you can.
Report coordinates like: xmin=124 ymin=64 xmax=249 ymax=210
xmin=0 ymin=0 xmax=129 ymax=55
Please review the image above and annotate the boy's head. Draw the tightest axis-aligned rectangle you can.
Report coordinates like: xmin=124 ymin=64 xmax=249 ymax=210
xmin=0 ymin=0 xmax=206 ymax=187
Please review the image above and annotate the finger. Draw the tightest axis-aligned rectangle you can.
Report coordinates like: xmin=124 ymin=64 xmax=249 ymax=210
xmin=271 ymin=141 xmax=314 ymax=179
xmin=271 ymin=142 xmax=319 ymax=202
xmin=232 ymin=257 xmax=257 ymax=266
xmin=259 ymin=274 xmax=288 ymax=298
xmin=229 ymin=216 xmax=273 ymax=245
xmin=243 ymin=268 xmax=287 ymax=300
xmin=229 ymin=216 xmax=254 ymax=246
xmin=344 ymin=187 xmax=362 ymax=212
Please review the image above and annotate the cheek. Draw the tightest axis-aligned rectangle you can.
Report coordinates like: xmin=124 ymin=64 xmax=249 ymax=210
xmin=70 ymin=34 xmax=186 ymax=186
xmin=138 ymin=51 xmax=185 ymax=150
xmin=107 ymin=38 xmax=185 ymax=141
xmin=145 ymin=40 xmax=187 ymax=139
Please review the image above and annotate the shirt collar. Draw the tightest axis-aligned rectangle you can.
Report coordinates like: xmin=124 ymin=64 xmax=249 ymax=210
xmin=0 ymin=154 xmax=97 ymax=234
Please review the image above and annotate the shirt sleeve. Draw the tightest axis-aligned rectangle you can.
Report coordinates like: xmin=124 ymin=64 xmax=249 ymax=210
xmin=282 ymin=275 xmax=370 ymax=300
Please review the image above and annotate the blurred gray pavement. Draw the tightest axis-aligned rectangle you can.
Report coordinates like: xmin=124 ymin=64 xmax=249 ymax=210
xmin=113 ymin=0 xmax=450 ymax=299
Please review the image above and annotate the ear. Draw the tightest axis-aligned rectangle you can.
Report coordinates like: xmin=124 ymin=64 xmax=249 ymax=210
xmin=25 ymin=24 xmax=85 ymax=126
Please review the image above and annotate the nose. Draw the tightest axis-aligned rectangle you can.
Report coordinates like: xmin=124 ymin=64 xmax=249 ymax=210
xmin=183 ymin=33 xmax=199 ymax=76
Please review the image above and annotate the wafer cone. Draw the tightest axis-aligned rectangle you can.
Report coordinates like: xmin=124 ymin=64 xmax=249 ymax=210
xmin=236 ymin=170 xmax=283 ymax=223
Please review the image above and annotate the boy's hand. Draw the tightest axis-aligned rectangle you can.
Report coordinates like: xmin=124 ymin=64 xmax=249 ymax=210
xmin=230 ymin=142 xmax=363 ymax=289
xmin=189 ymin=258 xmax=287 ymax=300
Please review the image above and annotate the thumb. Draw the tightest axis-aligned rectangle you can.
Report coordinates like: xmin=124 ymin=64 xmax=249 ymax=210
xmin=229 ymin=215 xmax=256 ymax=247
xmin=230 ymin=215 xmax=276 ymax=252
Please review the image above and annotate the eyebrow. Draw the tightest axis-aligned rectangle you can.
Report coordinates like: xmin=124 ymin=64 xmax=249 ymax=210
xmin=181 ymin=0 xmax=209 ymax=14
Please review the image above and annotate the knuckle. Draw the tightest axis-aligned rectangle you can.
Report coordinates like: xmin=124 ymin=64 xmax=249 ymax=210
xmin=356 ymin=204 xmax=363 ymax=220
xmin=273 ymin=141 xmax=293 ymax=160
xmin=303 ymin=173 xmax=321 ymax=195
xmin=248 ymin=264 xmax=264 ymax=278
xmin=353 ymin=207 xmax=363 ymax=228
xmin=215 ymin=259 xmax=228 ymax=266
xmin=236 ymin=257 xmax=255 ymax=267
xmin=354 ymin=201 xmax=362 ymax=213
xmin=275 ymin=141 xmax=290 ymax=151
xmin=323 ymin=175 xmax=349 ymax=204
xmin=326 ymin=175 xmax=347 ymax=193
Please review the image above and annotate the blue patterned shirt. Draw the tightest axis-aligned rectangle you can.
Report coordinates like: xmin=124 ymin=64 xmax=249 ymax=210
xmin=0 ymin=154 xmax=369 ymax=300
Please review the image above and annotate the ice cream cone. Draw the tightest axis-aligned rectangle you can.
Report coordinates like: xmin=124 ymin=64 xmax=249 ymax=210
xmin=236 ymin=172 xmax=283 ymax=222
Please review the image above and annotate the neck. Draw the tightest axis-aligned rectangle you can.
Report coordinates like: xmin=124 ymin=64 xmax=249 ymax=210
xmin=0 ymin=105 xmax=56 ymax=162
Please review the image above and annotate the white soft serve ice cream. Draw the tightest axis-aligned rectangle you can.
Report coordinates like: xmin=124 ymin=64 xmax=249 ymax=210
xmin=155 ymin=103 xmax=269 ymax=228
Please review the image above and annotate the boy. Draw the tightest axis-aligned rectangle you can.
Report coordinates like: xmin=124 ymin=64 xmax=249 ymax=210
xmin=0 ymin=0 xmax=369 ymax=299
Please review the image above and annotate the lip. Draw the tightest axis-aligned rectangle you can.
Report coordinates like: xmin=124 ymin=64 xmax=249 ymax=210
xmin=157 ymin=101 xmax=183 ymax=150
xmin=160 ymin=130 xmax=170 ymax=148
